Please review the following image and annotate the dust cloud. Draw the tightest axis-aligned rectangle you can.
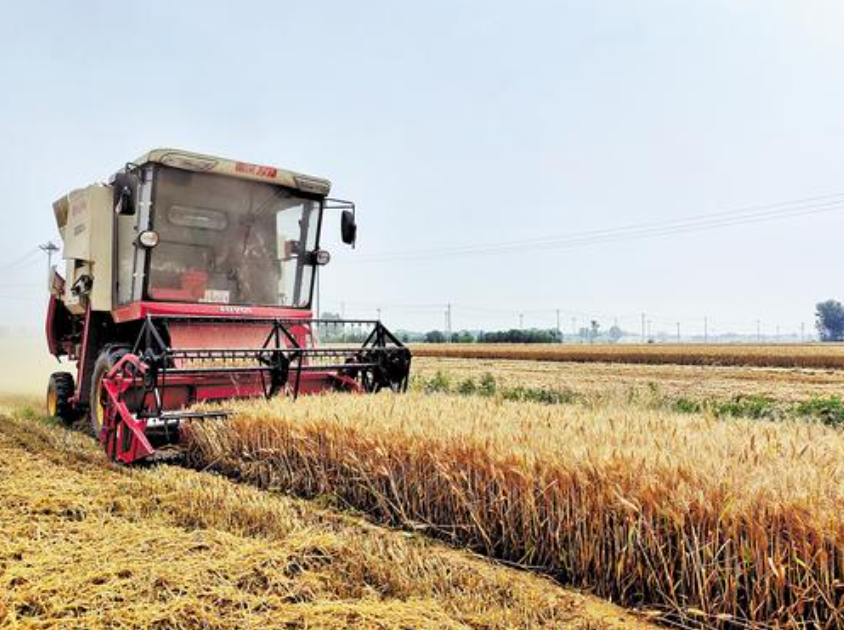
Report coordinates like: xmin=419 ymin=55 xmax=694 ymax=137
xmin=0 ymin=334 xmax=62 ymax=398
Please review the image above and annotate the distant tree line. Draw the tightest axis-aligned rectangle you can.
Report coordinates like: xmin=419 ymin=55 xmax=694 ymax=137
xmin=339 ymin=324 xmax=630 ymax=345
xmin=414 ymin=323 xmax=626 ymax=344
xmin=476 ymin=329 xmax=561 ymax=343
xmin=417 ymin=328 xmax=574 ymax=344
xmin=319 ymin=301 xmax=844 ymax=345
xmin=421 ymin=330 xmax=478 ymax=343
xmin=315 ymin=317 xmax=568 ymax=345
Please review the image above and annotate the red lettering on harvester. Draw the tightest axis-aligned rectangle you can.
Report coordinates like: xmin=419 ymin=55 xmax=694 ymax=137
xmin=235 ymin=162 xmax=278 ymax=178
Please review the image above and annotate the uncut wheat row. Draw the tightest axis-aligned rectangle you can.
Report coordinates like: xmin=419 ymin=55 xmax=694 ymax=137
xmin=185 ymin=393 xmax=844 ymax=629
xmin=0 ymin=408 xmax=640 ymax=630
xmin=412 ymin=343 xmax=844 ymax=369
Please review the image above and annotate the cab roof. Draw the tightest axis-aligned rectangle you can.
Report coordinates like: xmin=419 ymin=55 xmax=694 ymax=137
xmin=132 ymin=148 xmax=332 ymax=197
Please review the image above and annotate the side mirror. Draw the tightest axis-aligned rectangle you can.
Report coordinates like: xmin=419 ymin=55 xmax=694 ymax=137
xmin=113 ymin=171 xmax=139 ymax=215
xmin=341 ymin=209 xmax=357 ymax=246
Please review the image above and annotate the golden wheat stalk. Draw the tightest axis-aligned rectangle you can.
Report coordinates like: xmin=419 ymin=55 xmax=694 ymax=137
xmin=185 ymin=393 xmax=844 ymax=628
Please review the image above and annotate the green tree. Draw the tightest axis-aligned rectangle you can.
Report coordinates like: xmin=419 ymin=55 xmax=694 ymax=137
xmin=608 ymin=325 xmax=623 ymax=343
xmin=452 ymin=330 xmax=475 ymax=343
xmin=478 ymin=329 xmax=558 ymax=343
xmin=589 ymin=320 xmax=600 ymax=344
xmin=815 ymin=299 xmax=844 ymax=341
xmin=425 ymin=330 xmax=446 ymax=343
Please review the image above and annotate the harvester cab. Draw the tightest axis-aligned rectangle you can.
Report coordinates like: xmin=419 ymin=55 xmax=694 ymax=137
xmin=45 ymin=149 xmax=411 ymax=463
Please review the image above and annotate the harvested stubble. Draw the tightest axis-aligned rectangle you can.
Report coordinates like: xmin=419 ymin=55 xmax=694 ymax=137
xmin=185 ymin=393 xmax=844 ymax=629
xmin=412 ymin=355 xmax=844 ymax=404
xmin=412 ymin=343 xmax=844 ymax=369
xmin=0 ymin=404 xmax=648 ymax=630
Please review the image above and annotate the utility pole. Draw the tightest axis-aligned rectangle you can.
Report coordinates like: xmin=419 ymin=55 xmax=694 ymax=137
xmin=445 ymin=303 xmax=452 ymax=343
xmin=704 ymin=316 xmax=708 ymax=344
xmin=519 ymin=313 xmax=524 ymax=330
xmin=801 ymin=322 xmax=805 ymax=343
xmin=641 ymin=313 xmax=646 ymax=343
xmin=39 ymin=241 xmax=59 ymax=291
xmin=676 ymin=322 xmax=681 ymax=343
xmin=554 ymin=309 xmax=562 ymax=342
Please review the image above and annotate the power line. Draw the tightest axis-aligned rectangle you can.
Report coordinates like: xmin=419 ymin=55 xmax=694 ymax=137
xmin=0 ymin=295 xmax=44 ymax=302
xmin=0 ymin=248 xmax=41 ymax=272
xmin=364 ymin=200 xmax=844 ymax=262
xmin=365 ymin=193 xmax=844 ymax=259
xmin=349 ymin=193 xmax=844 ymax=263
xmin=323 ymin=299 xmax=811 ymax=339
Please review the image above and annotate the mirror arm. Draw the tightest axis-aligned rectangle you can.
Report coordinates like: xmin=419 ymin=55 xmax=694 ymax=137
xmin=324 ymin=198 xmax=358 ymax=248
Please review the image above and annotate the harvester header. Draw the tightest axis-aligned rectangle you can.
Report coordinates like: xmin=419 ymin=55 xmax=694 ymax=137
xmin=45 ymin=148 xmax=410 ymax=463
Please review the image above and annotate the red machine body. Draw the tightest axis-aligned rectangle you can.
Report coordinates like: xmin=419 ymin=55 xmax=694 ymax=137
xmin=45 ymin=149 xmax=410 ymax=463
xmin=48 ymin=297 xmax=410 ymax=464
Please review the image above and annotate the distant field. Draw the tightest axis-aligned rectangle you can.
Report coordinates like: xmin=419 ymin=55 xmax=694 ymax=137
xmin=412 ymin=342 xmax=844 ymax=369
xmin=412 ymin=356 xmax=844 ymax=403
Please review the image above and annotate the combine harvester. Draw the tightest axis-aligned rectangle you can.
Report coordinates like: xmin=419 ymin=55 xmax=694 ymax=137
xmin=45 ymin=149 xmax=411 ymax=463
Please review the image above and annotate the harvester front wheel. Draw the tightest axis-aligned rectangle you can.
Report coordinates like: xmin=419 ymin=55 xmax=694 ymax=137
xmin=89 ymin=346 xmax=129 ymax=438
xmin=46 ymin=372 xmax=76 ymax=424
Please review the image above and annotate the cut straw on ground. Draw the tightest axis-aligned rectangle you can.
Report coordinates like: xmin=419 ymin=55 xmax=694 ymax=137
xmin=0 ymin=405 xmax=652 ymax=630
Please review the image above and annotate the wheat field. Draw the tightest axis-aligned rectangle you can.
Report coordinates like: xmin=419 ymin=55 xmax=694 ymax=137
xmin=413 ymin=343 xmax=844 ymax=369
xmin=412 ymin=355 xmax=844 ymax=403
xmin=186 ymin=393 xmax=844 ymax=629
xmin=6 ymin=337 xmax=844 ymax=628
xmin=0 ymin=401 xmax=652 ymax=630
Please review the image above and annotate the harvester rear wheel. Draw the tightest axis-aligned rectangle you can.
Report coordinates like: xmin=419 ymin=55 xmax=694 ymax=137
xmin=46 ymin=372 xmax=76 ymax=424
xmin=89 ymin=346 xmax=129 ymax=438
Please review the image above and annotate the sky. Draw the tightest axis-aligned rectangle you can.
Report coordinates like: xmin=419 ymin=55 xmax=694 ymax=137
xmin=1 ymin=0 xmax=844 ymax=337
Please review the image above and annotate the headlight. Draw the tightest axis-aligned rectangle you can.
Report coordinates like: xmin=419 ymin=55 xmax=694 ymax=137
xmin=137 ymin=230 xmax=160 ymax=248
xmin=314 ymin=249 xmax=331 ymax=266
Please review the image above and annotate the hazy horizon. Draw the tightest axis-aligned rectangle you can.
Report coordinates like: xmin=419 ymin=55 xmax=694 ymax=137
xmin=2 ymin=1 xmax=844 ymax=336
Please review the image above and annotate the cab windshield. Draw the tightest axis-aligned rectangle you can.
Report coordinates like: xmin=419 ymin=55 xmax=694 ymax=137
xmin=148 ymin=167 xmax=321 ymax=307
